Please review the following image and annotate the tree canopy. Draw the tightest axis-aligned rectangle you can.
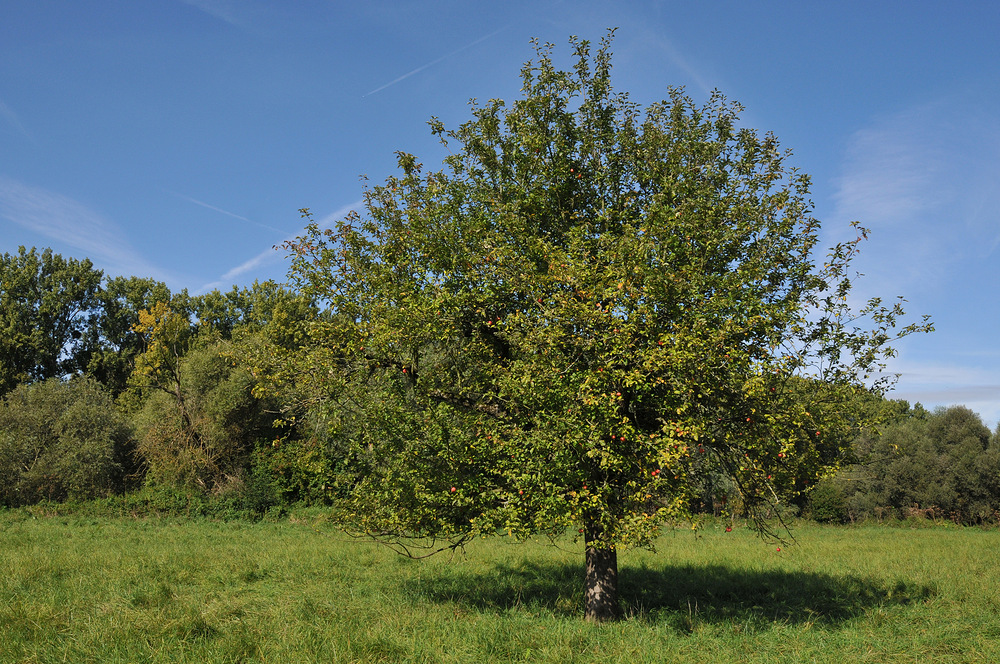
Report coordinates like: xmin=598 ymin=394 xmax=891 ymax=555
xmin=0 ymin=247 xmax=103 ymax=396
xmin=264 ymin=33 xmax=932 ymax=621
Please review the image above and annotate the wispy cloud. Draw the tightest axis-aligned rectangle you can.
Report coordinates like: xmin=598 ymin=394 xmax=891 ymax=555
xmin=887 ymin=358 xmax=1000 ymax=427
xmin=166 ymin=190 xmax=288 ymax=235
xmin=897 ymin=384 xmax=1000 ymax=405
xmin=0 ymin=176 xmax=164 ymax=280
xmin=364 ymin=27 xmax=509 ymax=97
xmin=829 ymin=96 xmax=1000 ymax=294
xmin=830 ymin=94 xmax=1000 ymax=428
xmin=644 ymin=36 xmax=715 ymax=98
xmin=0 ymin=98 xmax=31 ymax=140
xmin=195 ymin=199 xmax=363 ymax=294
xmin=178 ymin=0 xmax=244 ymax=28
xmin=834 ymin=106 xmax=952 ymax=227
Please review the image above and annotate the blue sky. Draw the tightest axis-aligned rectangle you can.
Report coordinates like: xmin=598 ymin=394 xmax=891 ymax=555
xmin=2 ymin=1 xmax=999 ymax=426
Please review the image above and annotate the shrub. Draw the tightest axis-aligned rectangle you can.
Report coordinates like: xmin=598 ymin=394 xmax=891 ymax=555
xmin=0 ymin=376 xmax=135 ymax=505
xmin=808 ymin=479 xmax=848 ymax=523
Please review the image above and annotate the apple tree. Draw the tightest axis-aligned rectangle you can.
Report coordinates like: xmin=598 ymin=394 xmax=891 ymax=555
xmin=268 ymin=33 xmax=931 ymax=622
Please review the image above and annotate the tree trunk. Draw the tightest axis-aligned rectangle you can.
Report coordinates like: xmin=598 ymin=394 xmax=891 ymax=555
xmin=584 ymin=524 xmax=620 ymax=622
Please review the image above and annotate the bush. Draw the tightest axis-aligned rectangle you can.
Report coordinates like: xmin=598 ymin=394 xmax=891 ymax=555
xmin=808 ymin=479 xmax=848 ymax=523
xmin=0 ymin=377 xmax=136 ymax=505
xmin=252 ymin=435 xmax=329 ymax=505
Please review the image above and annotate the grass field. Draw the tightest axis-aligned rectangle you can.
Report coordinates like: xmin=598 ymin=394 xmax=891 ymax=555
xmin=2 ymin=511 xmax=999 ymax=663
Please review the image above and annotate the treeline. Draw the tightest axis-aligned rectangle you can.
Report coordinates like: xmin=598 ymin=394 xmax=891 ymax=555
xmin=1 ymin=245 xmax=998 ymax=524
xmin=0 ymin=246 xmax=324 ymax=514
xmin=808 ymin=404 xmax=1000 ymax=525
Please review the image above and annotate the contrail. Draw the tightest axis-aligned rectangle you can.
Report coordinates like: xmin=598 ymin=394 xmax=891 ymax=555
xmin=179 ymin=0 xmax=242 ymax=28
xmin=364 ymin=26 xmax=509 ymax=97
xmin=167 ymin=190 xmax=288 ymax=235
xmin=193 ymin=198 xmax=363 ymax=295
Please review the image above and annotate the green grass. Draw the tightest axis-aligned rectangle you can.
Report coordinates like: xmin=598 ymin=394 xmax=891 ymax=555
xmin=2 ymin=511 xmax=999 ymax=663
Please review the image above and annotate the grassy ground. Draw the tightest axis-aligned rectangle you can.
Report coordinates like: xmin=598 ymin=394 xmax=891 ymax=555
xmin=1 ymin=511 xmax=999 ymax=663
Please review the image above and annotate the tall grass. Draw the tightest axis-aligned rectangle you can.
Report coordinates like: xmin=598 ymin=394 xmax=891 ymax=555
xmin=2 ymin=512 xmax=999 ymax=663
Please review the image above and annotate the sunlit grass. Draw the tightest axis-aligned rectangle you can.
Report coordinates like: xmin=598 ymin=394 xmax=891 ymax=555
xmin=2 ymin=511 xmax=999 ymax=663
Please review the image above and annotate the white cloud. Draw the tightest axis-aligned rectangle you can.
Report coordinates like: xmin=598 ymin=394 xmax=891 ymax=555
xmin=835 ymin=112 xmax=950 ymax=226
xmin=0 ymin=176 xmax=165 ymax=280
xmin=825 ymin=92 xmax=1000 ymax=430
xmin=828 ymin=95 xmax=1000 ymax=299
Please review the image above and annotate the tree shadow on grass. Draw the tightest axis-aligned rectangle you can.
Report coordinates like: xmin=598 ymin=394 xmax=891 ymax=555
xmin=618 ymin=562 xmax=933 ymax=630
xmin=402 ymin=560 xmax=933 ymax=631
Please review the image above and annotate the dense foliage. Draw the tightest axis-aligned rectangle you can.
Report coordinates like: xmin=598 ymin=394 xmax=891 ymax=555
xmin=0 ymin=244 xmax=310 ymax=509
xmin=813 ymin=405 xmax=1000 ymax=525
xmin=0 ymin=247 xmax=103 ymax=396
xmin=0 ymin=376 xmax=135 ymax=505
xmin=254 ymin=34 xmax=930 ymax=620
xmin=131 ymin=336 xmax=277 ymax=493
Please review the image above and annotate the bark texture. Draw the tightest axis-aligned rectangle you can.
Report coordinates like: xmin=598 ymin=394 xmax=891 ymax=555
xmin=584 ymin=527 xmax=620 ymax=622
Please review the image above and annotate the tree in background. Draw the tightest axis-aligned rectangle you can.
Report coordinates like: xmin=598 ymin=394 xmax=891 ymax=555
xmin=839 ymin=405 xmax=1000 ymax=523
xmin=269 ymin=33 xmax=931 ymax=621
xmin=193 ymin=280 xmax=316 ymax=340
xmin=0 ymin=247 xmax=103 ymax=396
xmin=131 ymin=336 xmax=278 ymax=494
xmin=86 ymin=275 xmax=177 ymax=397
xmin=129 ymin=301 xmax=234 ymax=492
xmin=0 ymin=247 xmax=187 ymax=399
xmin=128 ymin=282 xmax=308 ymax=497
xmin=225 ymin=284 xmax=339 ymax=504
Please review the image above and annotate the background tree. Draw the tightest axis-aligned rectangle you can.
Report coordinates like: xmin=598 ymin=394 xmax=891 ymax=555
xmin=193 ymin=280 xmax=314 ymax=339
xmin=85 ymin=275 xmax=175 ymax=396
xmin=265 ymin=33 xmax=931 ymax=622
xmin=223 ymin=284 xmax=339 ymax=504
xmin=131 ymin=336 xmax=278 ymax=494
xmin=128 ymin=301 xmax=229 ymax=490
xmin=129 ymin=282 xmax=307 ymax=497
xmin=0 ymin=247 xmax=103 ymax=396
xmin=839 ymin=405 xmax=1000 ymax=523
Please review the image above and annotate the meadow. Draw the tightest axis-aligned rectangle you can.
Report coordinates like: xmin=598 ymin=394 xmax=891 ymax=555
xmin=2 ymin=511 xmax=999 ymax=663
